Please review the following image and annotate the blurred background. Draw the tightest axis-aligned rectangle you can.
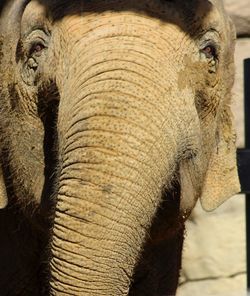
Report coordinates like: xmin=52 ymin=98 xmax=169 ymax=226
xmin=177 ymin=0 xmax=249 ymax=295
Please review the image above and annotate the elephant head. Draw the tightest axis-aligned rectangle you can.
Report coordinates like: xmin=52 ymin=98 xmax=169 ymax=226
xmin=0 ymin=0 xmax=240 ymax=295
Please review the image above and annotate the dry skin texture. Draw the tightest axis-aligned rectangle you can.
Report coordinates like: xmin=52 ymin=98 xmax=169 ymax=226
xmin=0 ymin=0 xmax=240 ymax=295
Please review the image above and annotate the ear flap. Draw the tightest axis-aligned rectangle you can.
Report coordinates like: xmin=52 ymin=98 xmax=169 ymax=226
xmin=180 ymin=158 xmax=201 ymax=215
xmin=0 ymin=164 xmax=7 ymax=209
xmin=200 ymin=110 xmax=240 ymax=211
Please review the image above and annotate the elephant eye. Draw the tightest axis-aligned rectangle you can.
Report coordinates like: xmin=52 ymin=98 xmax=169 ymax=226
xmin=201 ymin=44 xmax=217 ymax=60
xmin=200 ymin=42 xmax=219 ymax=73
xmin=29 ymin=42 xmax=45 ymax=57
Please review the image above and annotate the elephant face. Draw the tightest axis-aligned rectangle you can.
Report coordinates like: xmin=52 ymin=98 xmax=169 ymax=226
xmin=0 ymin=0 xmax=239 ymax=211
xmin=0 ymin=0 xmax=240 ymax=294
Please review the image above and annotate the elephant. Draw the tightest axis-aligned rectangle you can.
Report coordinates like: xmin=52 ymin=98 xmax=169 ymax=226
xmin=0 ymin=0 xmax=240 ymax=295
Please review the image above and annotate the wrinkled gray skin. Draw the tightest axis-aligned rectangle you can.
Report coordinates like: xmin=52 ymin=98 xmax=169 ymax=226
xmin=0 ymin=0 xmax=240 ymax=295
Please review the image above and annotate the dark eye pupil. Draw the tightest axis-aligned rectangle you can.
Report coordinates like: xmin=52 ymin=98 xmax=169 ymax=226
xmin=202 ymin=45 xmax=216 ymax=58
xmin=204 ymin=46 xmax=212 ymax=53
xmin=30 ymin=43 xmax=45 ymax=56
xmin=34 ymin=44 xmax=43 ymax=52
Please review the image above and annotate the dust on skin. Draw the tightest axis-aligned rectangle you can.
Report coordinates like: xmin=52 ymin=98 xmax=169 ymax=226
xmin=178 ymin=55 xmax=220 ymax=120
xmin=177 ymin=55 xmax=219 ymax=91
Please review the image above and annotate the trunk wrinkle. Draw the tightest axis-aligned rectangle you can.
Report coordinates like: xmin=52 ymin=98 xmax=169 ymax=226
xmin=70 ymin=90 xmax=165 ymax=121
xmin=59 ymin=160 xmax=158 ymax=188
xmin=64 ymin=115 xmax=163 ymax=145
xmin=54 ymin=210 xmax=140 ymax=246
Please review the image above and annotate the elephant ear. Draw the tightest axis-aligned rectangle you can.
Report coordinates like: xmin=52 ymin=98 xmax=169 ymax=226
xmin=0 ymin=164 xmax=8 ymax=209
xmin=200 ymin=108 xmax=240 ymax=211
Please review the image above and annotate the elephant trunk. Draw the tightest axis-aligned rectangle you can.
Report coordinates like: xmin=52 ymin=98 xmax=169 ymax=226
xmin=49 ymin=24 xmax=194 ymax=295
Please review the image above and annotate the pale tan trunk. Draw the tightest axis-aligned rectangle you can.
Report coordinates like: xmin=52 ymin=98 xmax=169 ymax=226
xmin=50 ymin=15 xmax=184 ymax=295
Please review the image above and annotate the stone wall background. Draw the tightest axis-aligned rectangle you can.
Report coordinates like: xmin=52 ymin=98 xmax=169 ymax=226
xmin=177 ymin=1 xmax=249 ymax=295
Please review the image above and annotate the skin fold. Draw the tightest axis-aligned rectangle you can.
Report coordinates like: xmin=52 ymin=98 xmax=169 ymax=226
xmin=0 ymin=0 xmax=240 ymax=295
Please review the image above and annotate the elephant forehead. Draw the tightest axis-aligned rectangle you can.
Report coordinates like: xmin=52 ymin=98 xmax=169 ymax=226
xmin=58 ymin=11 xmax=186 ymax=46
xmin=48 ymin=0 xmax=219 ymax=31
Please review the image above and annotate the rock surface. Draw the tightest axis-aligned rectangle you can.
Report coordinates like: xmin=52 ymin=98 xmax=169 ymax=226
xmin=178 ymin=198 xmax=246 ymax=296
xmin=178 ymin=274 xmax=246 ymax=296
xmin=224 ymin=0 xmax=250 ymax=36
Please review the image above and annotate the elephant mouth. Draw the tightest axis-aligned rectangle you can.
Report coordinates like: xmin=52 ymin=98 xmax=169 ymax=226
xmin=149 ymin=178 xmax=184 ymax=243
